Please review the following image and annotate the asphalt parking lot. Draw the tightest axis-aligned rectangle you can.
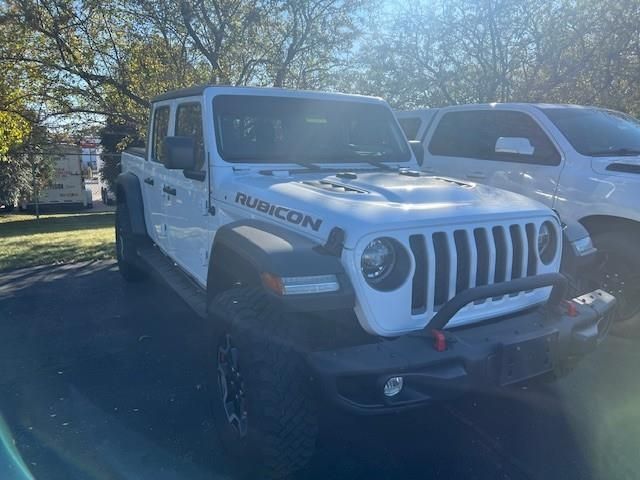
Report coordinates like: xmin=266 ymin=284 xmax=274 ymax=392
xmin=0 ymin=261 xmax=639 ymax=480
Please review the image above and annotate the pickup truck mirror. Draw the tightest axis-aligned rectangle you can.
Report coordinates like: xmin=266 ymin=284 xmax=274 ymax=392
xmin=409 ymin=140 xmax=424 ymax=165
xmin=164 ymin=136 xmax=197 ymax=170
xmin=495 ymin=137 xmax=535 ymax=156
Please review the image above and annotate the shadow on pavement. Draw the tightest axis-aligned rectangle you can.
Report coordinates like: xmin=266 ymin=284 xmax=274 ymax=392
xmin=0 ymin=261 xmax=638 ymax=479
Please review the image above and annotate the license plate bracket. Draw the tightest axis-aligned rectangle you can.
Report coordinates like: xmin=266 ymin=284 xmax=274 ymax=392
xmin=499 ymin=332 xmax=558 ymax=386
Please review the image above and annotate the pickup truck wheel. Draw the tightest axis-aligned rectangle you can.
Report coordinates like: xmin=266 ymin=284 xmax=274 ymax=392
xmin=208 ymin=288 xmax=318 ymax=479
xmin=115 ymin=204 xmax=147 ymax=282
xmin=589 ymin=232 xmax=640 ymax=335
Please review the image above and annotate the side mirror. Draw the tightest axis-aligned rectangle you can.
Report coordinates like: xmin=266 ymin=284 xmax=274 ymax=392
xmin=495 ymin=137 xmax=535 ymax=156
xmin=164 ymin=136 xmax=197 ymax=170
xmin=409 ymin=140 xmax=424 ymax=166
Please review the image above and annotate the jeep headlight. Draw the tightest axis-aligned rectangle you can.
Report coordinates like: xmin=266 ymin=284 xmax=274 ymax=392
xmin=537 ymin=221 xmax=558 ymax=265
xmin=361 ymin=238 xmax=396 ymax=282
xmin=361 ymin=237 xmax=410 ymax=290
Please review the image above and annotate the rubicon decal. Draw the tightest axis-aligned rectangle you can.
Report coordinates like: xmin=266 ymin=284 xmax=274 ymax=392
xmin=235 ymin=193 xmax=323 ymax=232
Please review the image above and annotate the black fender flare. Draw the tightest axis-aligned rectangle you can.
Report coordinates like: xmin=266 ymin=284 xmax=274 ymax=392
xmin=115 ymin=173 xmax=147 ymax=236
xmin=207 ymin=219 xmax=354 ymax=312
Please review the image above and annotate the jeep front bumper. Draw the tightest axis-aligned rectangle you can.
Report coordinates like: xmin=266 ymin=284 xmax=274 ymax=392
xmin=306 ymin=281 xmax=615 ymax=414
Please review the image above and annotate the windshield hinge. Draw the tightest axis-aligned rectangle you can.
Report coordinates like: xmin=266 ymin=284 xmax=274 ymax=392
xmin=314 ymin=227 xmax=345 ymax=257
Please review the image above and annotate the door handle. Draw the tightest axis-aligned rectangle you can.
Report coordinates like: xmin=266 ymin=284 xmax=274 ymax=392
xmin=144 ymin=177 xmax=154 ymax=186
xmin=163 ymin=185 xmax=177 ymax=196
xmin=466 ymin=171 xmax=487 ymax=180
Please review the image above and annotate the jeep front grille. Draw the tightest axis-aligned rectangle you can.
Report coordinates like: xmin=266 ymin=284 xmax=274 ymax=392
xmin=408 ymin=223 xmax=541 ymax=315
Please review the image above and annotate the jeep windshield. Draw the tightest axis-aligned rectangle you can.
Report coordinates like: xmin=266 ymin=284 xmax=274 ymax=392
xmin=541 ymin=107 xmax=640 ymax=156
xmin=213 ymin=95 xmax=411 ymax=164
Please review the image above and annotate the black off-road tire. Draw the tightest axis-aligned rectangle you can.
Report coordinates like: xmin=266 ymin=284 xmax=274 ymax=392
xmin=590 ymin=232 xmax=640 ymax=336
xmin=208 ymin=288 xmax=318 ymax=479
xmin=115 ymin=202 xmax=147 ymax=282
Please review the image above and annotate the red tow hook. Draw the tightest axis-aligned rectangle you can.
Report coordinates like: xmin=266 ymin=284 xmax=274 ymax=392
xmin=431 ymin=329 xmax=447 ymax=352
xmin=562 ymin=300 xmax=578 ymax=317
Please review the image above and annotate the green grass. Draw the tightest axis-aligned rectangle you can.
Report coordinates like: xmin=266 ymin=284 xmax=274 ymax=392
xmin=0 ymin=212 xmax=116 ymax=272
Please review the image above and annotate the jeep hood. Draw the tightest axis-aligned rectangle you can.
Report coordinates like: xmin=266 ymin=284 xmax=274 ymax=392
xmin=219 ymin=170 xmax=554 ymax=248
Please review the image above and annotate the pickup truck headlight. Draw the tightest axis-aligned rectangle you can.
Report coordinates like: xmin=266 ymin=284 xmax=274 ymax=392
xmin=538 ymin=221 xmax=558 ymax=264
xmin=361 ymin=237 xmax=410 ymax=290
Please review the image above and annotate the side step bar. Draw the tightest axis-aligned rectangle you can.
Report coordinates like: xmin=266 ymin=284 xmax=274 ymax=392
xmin=137 ymin=245 xmax=207 ymax=318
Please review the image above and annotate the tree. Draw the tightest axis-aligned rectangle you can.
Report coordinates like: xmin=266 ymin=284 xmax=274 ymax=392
xmin=0 ymin=153 xmax=29 ymax=208
xmin=1 ymin=0 xmax=370 ymax=123
xmin=24 ymin=150 xmax=55 ymax=219
xmin=2 ymin=0 xmax=372 ymax=192
xmin=4 ymin=0 xmax=640 ymax=142
xmin=355 ymin=0 xmax=640 ymax=115
xmin=99 ymin=116 xmax=144 ymax=194
xmin=0 ymin=69 xmax=33 ymax=207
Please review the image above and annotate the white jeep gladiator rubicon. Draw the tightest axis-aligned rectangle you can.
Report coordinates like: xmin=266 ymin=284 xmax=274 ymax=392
xmin=397 ymin=104 xmax=640 ymax=332
xmin=116 ymin=87 xmax=615 ymax=479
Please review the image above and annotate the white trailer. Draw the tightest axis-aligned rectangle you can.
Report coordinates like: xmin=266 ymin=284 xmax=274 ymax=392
xmin=21 ymin=144 xmax=92 ymax=210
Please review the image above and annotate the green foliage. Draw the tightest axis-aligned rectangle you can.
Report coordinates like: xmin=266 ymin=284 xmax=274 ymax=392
xmin=0 ymin=0 xmax=369 ymax=127
xmin=99 ymin=116 xmax=144 ymax=192
xmin=0 ymin=110 xmax=35 ymax=206
xmin=0 ymin=110 xmax=31 ymax=205
xmin=25 ymin=151 xmax=56 ymax=199
xmin=0 ymin=111 xmax=29 ymax=157
xmin=355 ymin=0 xmax=640 ymax=114
xmin=2 ymin=0 xmax=640 ymax=144
xmin=0 ymin=156 xmax=28 ymax=205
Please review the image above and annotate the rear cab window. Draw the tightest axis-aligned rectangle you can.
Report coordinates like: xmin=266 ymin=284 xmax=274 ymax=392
xmin=428 ymin=110 xmax=561 ymax=165
xmin=151 ymin=105 xmax=171 ymax=163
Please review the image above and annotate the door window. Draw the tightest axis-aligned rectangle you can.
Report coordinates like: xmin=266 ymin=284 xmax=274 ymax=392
xmin=428 ymin=110 xmax=561 ymax=165
xmin=175 ymin=102 xmax=205 ymax=171
xmin=151 ymin=106 xmax=170 ymax=163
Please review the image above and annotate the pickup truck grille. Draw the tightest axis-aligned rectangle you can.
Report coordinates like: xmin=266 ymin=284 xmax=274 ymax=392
xmin=408 ymin=223 xmax=540 ymax=315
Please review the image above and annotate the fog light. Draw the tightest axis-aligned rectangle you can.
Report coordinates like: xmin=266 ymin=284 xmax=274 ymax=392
xmin=383 ymin=376 xmax=404 ymax=397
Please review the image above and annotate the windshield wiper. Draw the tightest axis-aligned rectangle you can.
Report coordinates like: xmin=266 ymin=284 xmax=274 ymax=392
xmin=259 ymin=162 xmax=323 ymax=176
xmin=359 ymin=159 xmax=395 ymax=170
xmin=291 ymin=161 xmax=322 ymax=170
xmin=587 ymin=147 xmax=640 ymax=157
xmin=346 ymin=151 xmax=397 ymax=170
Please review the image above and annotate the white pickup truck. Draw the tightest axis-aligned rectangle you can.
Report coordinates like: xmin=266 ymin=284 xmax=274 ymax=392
xmin=117 ymin=88 xmax=614 ymax=479
xmin=397 ymin=104 xmax=640 ymax=332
